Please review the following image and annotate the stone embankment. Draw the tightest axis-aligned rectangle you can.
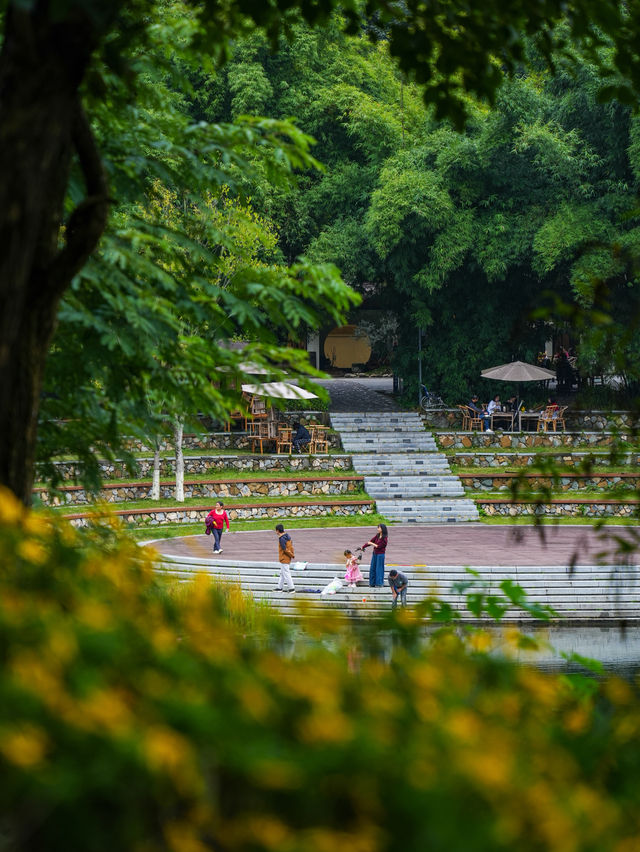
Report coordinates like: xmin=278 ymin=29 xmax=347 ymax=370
xmin=66 ymin=500 xmax=373 ymax=528
xmin=45 ymin=454 xmax=353 ymax=482
xmin=461 ymin=473 xmax=640 ymax=492
xmin=423 ymin=409 xmax=639 ymax=432
xmin=478 ymin=499 xmax=640 ymax=518
xmin=452 ymin=451 xmax=640 ymax=467
xmin=438 ymin=432 xmax=629 ymax=450
xmin=37 ymin=475 xmax=363 ymax=506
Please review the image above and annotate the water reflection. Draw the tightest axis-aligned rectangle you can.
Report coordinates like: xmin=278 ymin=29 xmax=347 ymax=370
xmin=288 ymin=624 xmax=640 ymax=678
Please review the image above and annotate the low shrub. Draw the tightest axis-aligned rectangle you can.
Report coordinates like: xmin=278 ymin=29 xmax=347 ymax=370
xmin=1 ymin=489 xmax=640 ymax=851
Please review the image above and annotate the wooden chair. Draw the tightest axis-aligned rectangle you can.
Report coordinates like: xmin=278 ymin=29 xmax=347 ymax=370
xmin=466 ymin=406 xmax=485 ymax=432
xmin=457 ymin=405 xmax=471 ymax=430
xmin=537 ymin=405 xmax=563 ymax=432
xmin=276 ymin=426 xmax=292 ymax=455
xmin=249 ymin=395 xmax=268 ymax=421
xmin=248 ymin=420 xmax=272 ymax=454
xmin=310 ymin=425 xmax=330 ymax=454
xmin=555 ymin=405 xmax=567 ymax=431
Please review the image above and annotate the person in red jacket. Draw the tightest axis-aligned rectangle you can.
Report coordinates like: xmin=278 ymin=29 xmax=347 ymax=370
xmin=362 ymin=523 xmax=388 ymax=587
xmin=205 ymin=501 xmax=230 ymax=554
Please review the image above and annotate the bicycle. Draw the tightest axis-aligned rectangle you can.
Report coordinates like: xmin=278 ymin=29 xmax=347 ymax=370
xmin=420 ymin=384 xmax=445 ymax=410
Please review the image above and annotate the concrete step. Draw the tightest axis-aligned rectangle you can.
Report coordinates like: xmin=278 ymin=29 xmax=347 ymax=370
xmin=365 ymin=475 xmax=465 ymax=498
xmin=331 ymin=422 xmax=425 ymax=433
xmin=155 ymin=558 xmax=640 ymax=619
xmin=352 ymin=454 xmax=451 ymax=474
xmin=331 ymin=413 xmax=422 ymax=425
xmin=375 ymin=498 xmax=479 ymax=523
xmin=340 ymin=437 xmax=438 ymax=452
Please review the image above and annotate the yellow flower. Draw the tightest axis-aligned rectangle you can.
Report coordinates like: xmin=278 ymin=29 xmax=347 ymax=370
xmin=144 ymin=726 xmax=192 ymax=773
xmin=17 ymin=538 xmax=48 ymax=564
xmin=298 ymin=711 xmax=353 ymax=744
xmin=0 ymin=486 xmax=23 ymax=525
xmin=22 ymin=513 xmax=52 ymax=537
xmin=467 ymin=630 xmax=493 ymax=653
xmin=242 ymin=815 xmax=291 ymax=850
xmin=164 ymin=821 xmax=209 ymax=852
xmin=78 ymin=688 xmax=132 ymax=734
xmin=446 ymin=709 xmax=481 ymax=744
xmin=0 ymin=724 xmax=48 ymax=767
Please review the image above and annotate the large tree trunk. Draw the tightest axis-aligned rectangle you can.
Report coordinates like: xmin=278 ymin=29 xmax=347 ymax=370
xmin=0 ymin=4 xmax=112 ymax=504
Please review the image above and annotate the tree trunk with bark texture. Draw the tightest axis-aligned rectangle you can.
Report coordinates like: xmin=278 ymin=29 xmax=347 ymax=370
xmin=0 ymin=4 xmax=111 ymax=504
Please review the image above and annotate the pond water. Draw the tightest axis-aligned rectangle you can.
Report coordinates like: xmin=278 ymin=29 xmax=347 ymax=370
xmin=287 ymin=624 xmax=640 ymax=678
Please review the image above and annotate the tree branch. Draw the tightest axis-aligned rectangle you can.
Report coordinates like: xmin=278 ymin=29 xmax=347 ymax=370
xmin=48 ymin=98 xmax=110 ymax=298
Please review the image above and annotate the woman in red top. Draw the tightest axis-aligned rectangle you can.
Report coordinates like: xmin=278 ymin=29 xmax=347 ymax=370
xmin=206 ymin=501 xmax=230 ymax=554
xmin=362 ymin=523 xmax=388 ymax=587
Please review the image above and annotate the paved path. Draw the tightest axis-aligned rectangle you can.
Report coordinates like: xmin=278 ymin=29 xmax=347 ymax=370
xmin=148 ymin=525 xmax=639 ymax=567
xmin=314 ymin=377 xmax=400 ymax=411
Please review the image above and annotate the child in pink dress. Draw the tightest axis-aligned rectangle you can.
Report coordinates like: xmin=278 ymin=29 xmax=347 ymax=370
xmin=344 ymin=549 xmax=364 ymax=588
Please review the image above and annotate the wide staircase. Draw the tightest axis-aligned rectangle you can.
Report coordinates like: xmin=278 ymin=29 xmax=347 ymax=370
xmin=330 ymin=412 xmax=479 ymax=523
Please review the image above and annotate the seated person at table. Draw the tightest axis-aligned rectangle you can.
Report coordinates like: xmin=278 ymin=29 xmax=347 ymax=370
xmin=487 ymin=394 xmax=501 ymax=416
xmin=468 ymin=395 xmax=493 ymax=432
xmin=292 ymin=421 xmax=311 ymax=453
xmin=506 ymin=395 xmax=519 ymax=411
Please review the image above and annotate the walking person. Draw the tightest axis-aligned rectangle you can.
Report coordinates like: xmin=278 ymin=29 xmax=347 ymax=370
xmin=205 ymin=500 xmax=230 ymax=554
xmin=362 ymin=523 xmax=388 ymax=587
xmin=275 ymin=523 xmax=295 ymax=593
xmin=388 ymin=569 xmax=408 ymax=609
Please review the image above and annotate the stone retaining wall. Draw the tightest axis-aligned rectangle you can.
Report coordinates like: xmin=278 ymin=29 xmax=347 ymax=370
xmin=438 ymin=432 xmax=628 ymax=450
xmin=46 ymin=453 xmax=353 ymax=482
xmin=479 ymin=500 xmax=640 ymax=518
xmin=452 ymin=451 xmax=640 ymax=467
xmin=37 ymin=476 xmax=363 ymax=506
xmin=461 ymin=473 xmax=640 ymax=492
xmin=423 ymin=409 xmax=640 ymax=432
xmin=121 ymin=430 xmax=340 ymax=453
xmin=66 ymin=500 xmax=374 ymax=528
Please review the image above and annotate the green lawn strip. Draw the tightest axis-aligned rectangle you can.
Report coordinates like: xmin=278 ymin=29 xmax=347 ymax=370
xmin=52 ymin=490 xmax=372 ymax=515
xmin=477 ymin=515 xmax=640 ymax=526
xmin=441 ymin=443 xmax=640 ymax=455
xmin=471 ymin=488 xmax=640 ymax=500
xmin=451 ymin=464 xmax=640 ymax=476
xmin=130 ymin=513 xmax=387 ymax=541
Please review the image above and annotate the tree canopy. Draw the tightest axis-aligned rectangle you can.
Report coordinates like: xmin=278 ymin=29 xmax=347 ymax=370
xmin=3 ymin=0 xmax=640 ymax=500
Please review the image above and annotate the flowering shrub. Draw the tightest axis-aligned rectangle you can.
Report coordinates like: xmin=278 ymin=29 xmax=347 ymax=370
xmin=1 ymin=486 xmax=640 ymax=851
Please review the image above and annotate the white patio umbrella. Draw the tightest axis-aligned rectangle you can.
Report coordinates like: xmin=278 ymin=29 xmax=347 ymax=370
xmin=241 ymin=382 xmax=319 ymax=400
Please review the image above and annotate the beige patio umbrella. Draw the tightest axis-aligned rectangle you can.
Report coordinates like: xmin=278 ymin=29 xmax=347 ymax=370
xmin=481 ymin=360 xmax=556 ymax=382
xmin=481 ymin=360 xmax=556 ymax=416
xmin=241 ymin=382 xmax=319 ymax=400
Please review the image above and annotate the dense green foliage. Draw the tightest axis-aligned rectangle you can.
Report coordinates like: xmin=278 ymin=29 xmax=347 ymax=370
xmin=194 ymin=23 xmax=640 ymax=403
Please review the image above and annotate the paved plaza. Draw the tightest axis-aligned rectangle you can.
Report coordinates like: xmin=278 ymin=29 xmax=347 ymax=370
xmin=150 ymin=524 xmax=639 ymax=567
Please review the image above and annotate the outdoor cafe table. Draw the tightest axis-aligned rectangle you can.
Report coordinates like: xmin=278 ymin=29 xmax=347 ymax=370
xmin=518 ymin=410 xmax=541 ymax=432
xmin=490 ymin=410 xmax=515 ymax=431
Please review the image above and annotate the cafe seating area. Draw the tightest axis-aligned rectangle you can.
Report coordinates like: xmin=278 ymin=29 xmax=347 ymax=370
xmin=226 ymin=393 xmax=331 ymax=455
xmin=457 ymin=402 xmax=567 ymax=433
